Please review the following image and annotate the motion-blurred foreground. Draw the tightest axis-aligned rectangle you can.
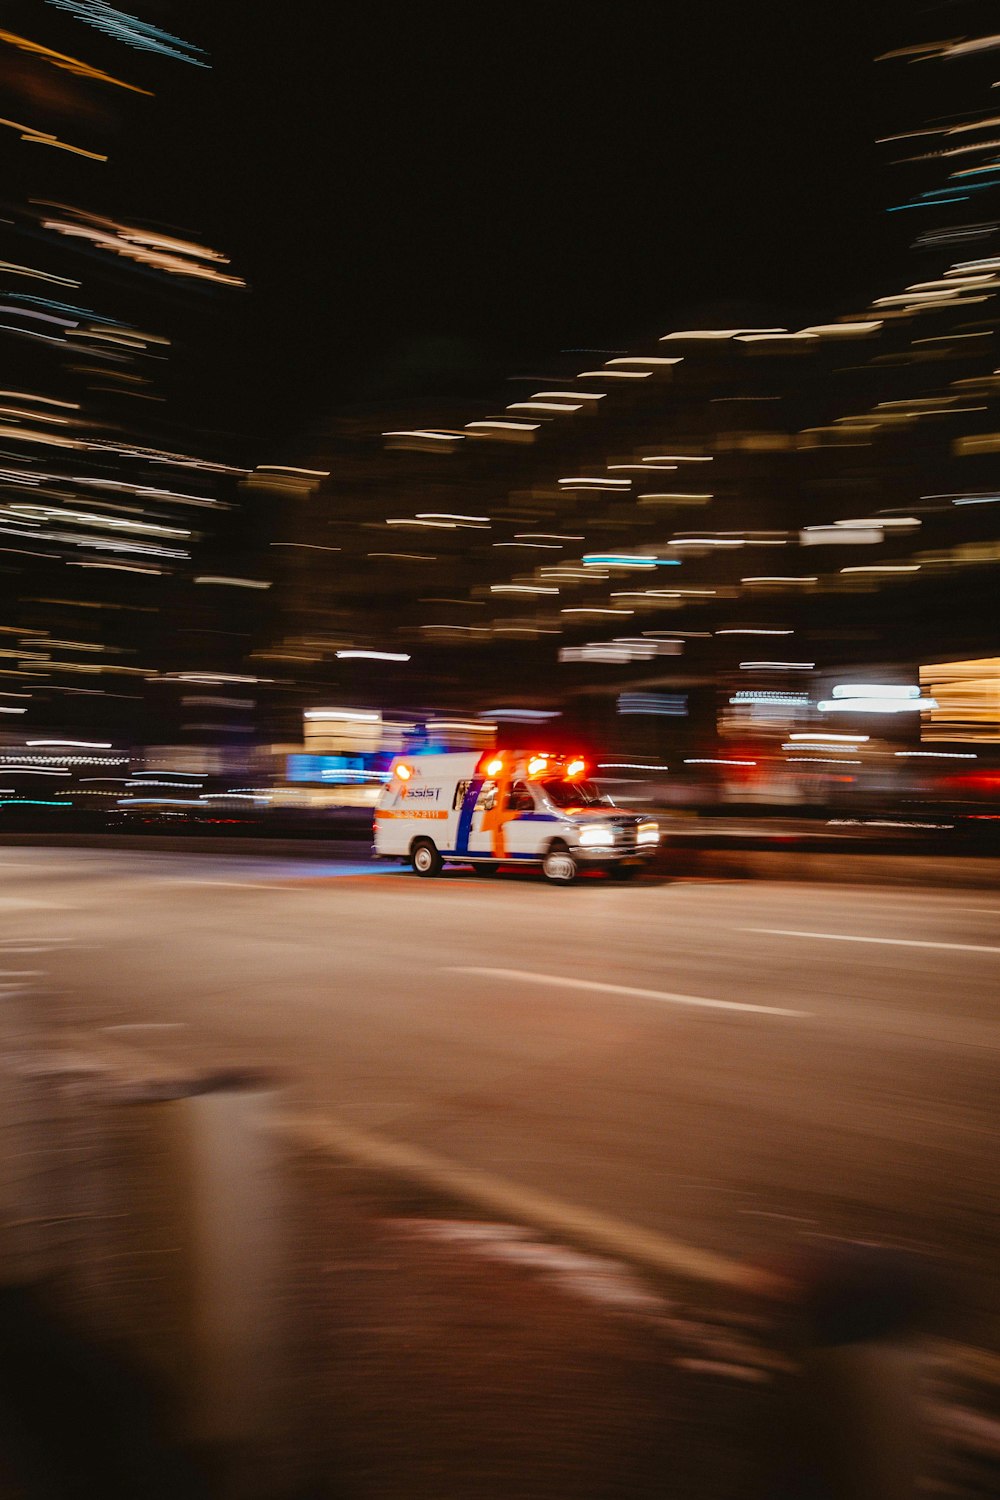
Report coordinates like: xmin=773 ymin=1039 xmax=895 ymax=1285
xmin=0 ymin=845 xmax=999 ymax=1498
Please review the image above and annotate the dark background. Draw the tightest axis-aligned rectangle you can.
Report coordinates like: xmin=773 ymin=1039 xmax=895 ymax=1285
xmin=30 ymin=0 xmax=921 ymax=451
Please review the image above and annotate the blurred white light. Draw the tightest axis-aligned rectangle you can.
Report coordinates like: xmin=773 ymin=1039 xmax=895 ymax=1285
xmin=598 ymin=763 xmax=670 ymax=771
xmin=491 ymin=584 xmax=559 ymax=594
xmin=685 ymin=758 xmax=757 ymax=766
xmin=465 ymin=420 xmax=540 ymax=431
xmin=480 ymin=709 xmax=561 ymax=721
xmin=559 ymin=477 xmax=631 ymax=488
xmin=416 ymin=512 xmax=489 ymax=522
xmin=818 ymin=697 xmax=937 ymax=714
xmin=507 ymin=401 xmax=583 ymax=413
xmin=426 ymin=720 xmax=493 ymax=732
xmin=786 ymin=757 xmax=862 ymax=765
xmin=578 ymin=369 xmax=650 ymax=379
xmin=895 ymin=751 xmax=977 ymax=759
xmin=604 ymin=356 xmax=682 ymax=367
xmin=781 ymin=742 xmax=860 ymax=752
xmin=832 ymin=684 xmax=919 ymax=699
xmin=28 ymin=738 xmax=111 ymax=748
xmin=739 ymin=661 xmax=814 ymax=670
xmin=660 ymin=328 xmax=785 ymax=340
xmin=303 ymin=709 xmax=379 ymax=722
xmin=194 ymin=576 xmax=271 ymax=588
xmin=729 ymin=691 xmax=809 ymax=706
xmin=335 ymin=651 xmax=411 ymax=661
xmin=788 ymin=733 xmax=869 ymax=743
xmin=4 ymin=766 xmax=70 ymax=775
xmin=531 ymin=391 xmax=605 ymax=401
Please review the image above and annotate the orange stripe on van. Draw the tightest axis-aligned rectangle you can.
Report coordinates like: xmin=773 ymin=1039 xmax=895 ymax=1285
xmin=375 ymin=809 xmax=448 ymax=820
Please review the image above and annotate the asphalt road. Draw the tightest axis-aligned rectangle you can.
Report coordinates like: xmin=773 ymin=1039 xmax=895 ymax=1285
xmin=2 ymin=846 xmax=999 ymax=1325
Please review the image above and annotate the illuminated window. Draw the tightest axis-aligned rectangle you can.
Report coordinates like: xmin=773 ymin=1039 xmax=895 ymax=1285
xmin=920 ymin=658 xmax=1000 ymax=742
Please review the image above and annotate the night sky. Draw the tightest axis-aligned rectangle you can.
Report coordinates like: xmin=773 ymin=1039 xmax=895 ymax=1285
xmin=102 ymin=1 xmax=913 ymax=453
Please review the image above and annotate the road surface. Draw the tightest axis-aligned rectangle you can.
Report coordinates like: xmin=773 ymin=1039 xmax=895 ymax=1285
xmin=1 ymin=845 xmax=998 ymax=1324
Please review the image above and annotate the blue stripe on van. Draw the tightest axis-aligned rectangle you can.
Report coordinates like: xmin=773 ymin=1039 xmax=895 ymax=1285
xmin=454 ymin=778 xmax=483 ymax=856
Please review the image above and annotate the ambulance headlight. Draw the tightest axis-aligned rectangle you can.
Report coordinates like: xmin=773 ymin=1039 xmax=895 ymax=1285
xmin=637 ymin=823 xmax=660 ymax=845
xmin=579 ymin=826 xmax=614 ymax=847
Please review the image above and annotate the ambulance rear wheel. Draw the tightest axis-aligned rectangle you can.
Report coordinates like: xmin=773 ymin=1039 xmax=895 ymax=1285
xmin=542 ymin=842 xmax=578 ymax=885
xmin=411 ymin=839 xmax=442 ymax=877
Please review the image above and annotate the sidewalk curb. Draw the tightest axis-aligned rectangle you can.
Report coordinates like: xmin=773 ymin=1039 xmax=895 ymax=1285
xmin=278 ymin=1110 xmax=1000 ymax=1424
xmin=1 ymin=833 xmax=996 ymax=888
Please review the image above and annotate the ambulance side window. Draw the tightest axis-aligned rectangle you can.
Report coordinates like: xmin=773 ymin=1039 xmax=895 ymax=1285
xmin=475 ymin=780 xmax=497 ymax=812
xmin=506 ymin=780 xmax=534 ymax=813
xmin=453 ymin=779 xmax=472 ymax=810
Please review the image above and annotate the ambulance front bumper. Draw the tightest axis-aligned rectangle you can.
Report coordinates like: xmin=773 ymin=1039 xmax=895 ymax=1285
xmin=570 ymin=825 xmax=660 ymax=864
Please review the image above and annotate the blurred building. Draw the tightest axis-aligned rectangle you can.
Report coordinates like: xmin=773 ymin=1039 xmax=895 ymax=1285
xmin=0 ymin=2 xmax=262 ymax=815
xmin=254 ymin=9 xmax=999 ymax=814
xmin=2 ymin=4 xmax=998 ymax=822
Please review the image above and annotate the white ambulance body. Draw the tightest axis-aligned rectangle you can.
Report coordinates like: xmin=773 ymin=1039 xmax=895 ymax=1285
xmin=373 ymin=750 xmax=659 ymax=883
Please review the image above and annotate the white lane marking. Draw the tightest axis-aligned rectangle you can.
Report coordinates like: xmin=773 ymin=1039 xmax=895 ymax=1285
xmin=744 ymin=927 xmax=1000 ymax=956
xmin=0 ymin=945 xmax=93 ymax=954
xmin=0 ymin=936 xmax=77 ymax=945
xmin=0 ymin=897 xmax=71 ymax=910
xmin=157 ymin=879 xmax=293 ymax=891
xmin=102 ymin=1023 xmax=187 ymax=1032
xmin=447 ymin=965 xmax=807 ymax=1017
xmin=0 ymin=969 xmax=44 ymax=978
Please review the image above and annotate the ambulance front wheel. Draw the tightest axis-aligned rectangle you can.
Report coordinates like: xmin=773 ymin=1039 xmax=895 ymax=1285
xmin=411 ymin=838 xmax=443 ymax=877
xmin=542 ymin=842 xmax=578 ymax=885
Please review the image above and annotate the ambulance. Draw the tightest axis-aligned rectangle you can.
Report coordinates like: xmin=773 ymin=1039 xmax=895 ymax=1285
xmin=373 ymin=750 xmax=660 ymax=883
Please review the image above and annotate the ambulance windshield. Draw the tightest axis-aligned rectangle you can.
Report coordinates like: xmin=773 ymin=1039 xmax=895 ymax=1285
xmin=540 ymin=779 xmax=615 ymax=809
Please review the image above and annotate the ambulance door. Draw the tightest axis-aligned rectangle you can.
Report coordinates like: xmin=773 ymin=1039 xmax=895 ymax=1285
xmin=465 ymin=778 xmax=500 ymax=857
xmin=499 ymin=779 xmax=547 ymax=860
xmin=466 ymin=777 xmax=548 ymax=861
